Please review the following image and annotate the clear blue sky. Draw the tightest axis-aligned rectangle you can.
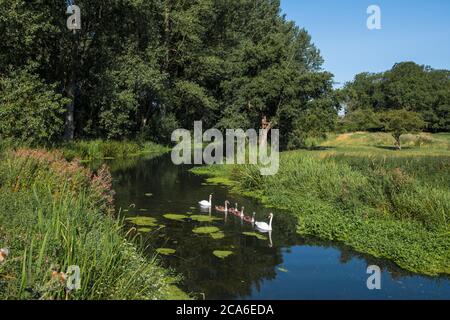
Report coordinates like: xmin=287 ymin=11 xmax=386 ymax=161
xmin=280 ymin=0 xmax=450 ymax=87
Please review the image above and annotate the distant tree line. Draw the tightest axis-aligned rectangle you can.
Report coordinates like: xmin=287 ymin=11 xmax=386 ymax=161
xmin=338 ymin=62 xmax=450 ymax=133
xmin=0 ymin=0 xmax=339 ymax=150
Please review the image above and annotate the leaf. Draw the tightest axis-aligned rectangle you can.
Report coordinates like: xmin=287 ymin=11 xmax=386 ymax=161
xmin=213 ymin=250 xmax=233 ymax=259
xmin=192 ymin=227 xmax=220 ymax=234
xmin=163 ymin=214 xmax=188 ymax=221
xmin=156 ymin=248 xmax=176 ymax=256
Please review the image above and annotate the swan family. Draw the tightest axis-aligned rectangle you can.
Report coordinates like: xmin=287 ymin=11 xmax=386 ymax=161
xmin=200 ymin=195 xmax=273 ymax=232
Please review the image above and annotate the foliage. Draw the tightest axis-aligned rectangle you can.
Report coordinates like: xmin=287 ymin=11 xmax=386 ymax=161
xmin=0 ymin=149 xmax=187 ymax=299
xmin=381 ymin=110 xmax=426 ymax=149
xmin=191 ymin=133 xmax=450 ymax=275
xmin=61 ymin=140 xmax=169 ymax=160
xmin=0 ymin=69 xmax=67 ymax=145
xmin=0 ymin=0 xmax=337 ymax=148
xmin=340 ymin=62 xmax=450 ymax=132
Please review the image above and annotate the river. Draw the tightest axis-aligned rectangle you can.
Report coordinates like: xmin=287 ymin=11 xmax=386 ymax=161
xmin=105 ymin=153 xmax=450 ymax=300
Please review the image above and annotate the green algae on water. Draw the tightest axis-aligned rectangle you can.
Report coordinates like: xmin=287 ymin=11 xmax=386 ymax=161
xmin=190 ymin=215 xmax=221 ymax=222
xmin=163 ymin=214 xmax=188 ymax=221
xmin=192 ymin=226 xmax=220 ymax=234
xmin=126 ymin=216 xmax=158 ymax=227
xmin=156 ymin=248 xmax=176 ymax=256
xmin=213 ymin=250 xmax=233 ymax=259
xmin=242 ymin=232 xmax=268 ymax=240
xmin=210 ymin=232 xmax=225 ymax=240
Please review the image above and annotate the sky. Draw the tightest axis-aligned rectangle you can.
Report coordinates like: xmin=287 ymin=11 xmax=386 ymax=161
xmin=280 ymin=0 xmax=450 ymax=87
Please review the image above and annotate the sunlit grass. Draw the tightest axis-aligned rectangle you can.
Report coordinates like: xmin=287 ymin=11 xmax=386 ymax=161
xmin=191 ymin=132 xmax=450 ymax=275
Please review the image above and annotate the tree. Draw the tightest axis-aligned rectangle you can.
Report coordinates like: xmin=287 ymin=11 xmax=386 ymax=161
xmin=339 ymin=62 xmax=450 ymax=132
xmin=0 ymin=0 xmax=338 ymax=148
xmin=380 ymin=110 xmax=425 ymax=150
xmin=0 ymin=68 xmax=68 ymax=145
xmin=339 ymin=109 xmax=382 ymax=132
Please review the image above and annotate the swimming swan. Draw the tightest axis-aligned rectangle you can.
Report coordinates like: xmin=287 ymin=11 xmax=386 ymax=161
xmin=199 ymin=194 xmax=212 ymax=207
xmin=255 ymin=213 xmax=274 ymax=232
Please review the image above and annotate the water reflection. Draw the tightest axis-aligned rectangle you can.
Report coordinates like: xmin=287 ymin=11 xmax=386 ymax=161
xmin=108 ymin=153 xmax=450 ymax=300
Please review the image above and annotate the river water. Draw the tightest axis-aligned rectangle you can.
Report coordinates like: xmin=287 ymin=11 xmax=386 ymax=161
xmin=107 ymin=153 xmax=450 ymax=300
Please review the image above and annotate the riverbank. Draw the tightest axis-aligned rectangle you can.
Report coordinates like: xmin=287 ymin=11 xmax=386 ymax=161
xmin=0 ymin=148 xmax=188 ymax=299
xmin=191 ymin=132 xmax=450 ymax=276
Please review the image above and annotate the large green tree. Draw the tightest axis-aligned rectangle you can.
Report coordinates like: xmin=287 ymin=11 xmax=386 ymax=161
xmin=0 ymin=0 xmax=338 ymax=149
xmin=340 ymin=62 xmax=450 ymax=132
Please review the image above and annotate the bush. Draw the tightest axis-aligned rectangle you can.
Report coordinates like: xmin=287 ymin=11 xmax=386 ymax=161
xmin=0 ymin=69 xmax=68 ymax=145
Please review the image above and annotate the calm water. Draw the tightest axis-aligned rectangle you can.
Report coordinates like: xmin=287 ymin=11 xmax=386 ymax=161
xmin=107 ymin=154 xmax=450 ymax=300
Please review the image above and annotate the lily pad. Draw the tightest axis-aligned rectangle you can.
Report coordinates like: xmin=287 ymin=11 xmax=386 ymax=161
xmin=242 ymin=232 xmax=268 ymax=241
xmin=192 ymin=226 xmax=220 ymax=234
xmin=213 ymin=250 xmax=233 ymax=259
xmin=163 ymin=214 xmax=188 ymax=221
xmin=126 ymin=216 xmax=158 ymax=227
xmin=137 ymin=227 xmax=153 ymax=233
xmin=210 ymin=232 xmax=225 ymax=240
xmin=190 ymin=215 xmax=221 ymax=222
xmin=189 ymin=207 xmax=196 ymax=210
xmin=277 ymin=267 xmax=289 ymax=273
xmin=144 ymin=193 xmax=153 ymax=197
xmin=156 ymin=248 xmax=176 ymax=256
xmin=139 ymin=208 xmax=148 ymax=212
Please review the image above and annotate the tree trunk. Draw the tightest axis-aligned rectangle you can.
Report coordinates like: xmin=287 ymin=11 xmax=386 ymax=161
xmin=395 ymin=136 xmax=402 ymax=150
xmin=64 ymin=32 xmax=79 ymax=141
xmin=259 ymin=116 xmax=272 ymax=149
xmin=64 ymin=83 xmax=75 ymax=140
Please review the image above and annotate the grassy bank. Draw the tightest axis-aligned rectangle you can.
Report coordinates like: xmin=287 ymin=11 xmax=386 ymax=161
xmin=0 ymin=149 xmax=188 ymax=299
xmin=60 ymin=140 xmax=170 ymax=161
xmin=191 ymin=132 xmax=450 ymax=276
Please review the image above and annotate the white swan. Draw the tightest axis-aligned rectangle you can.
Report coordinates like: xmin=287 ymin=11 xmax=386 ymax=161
xmin=199 ymin=194 xmax=212 ymax=207
xmin=239 ymin=207 xmax=245 ymax=219
xmin=255 ymin=213 xmax=274 ymax=232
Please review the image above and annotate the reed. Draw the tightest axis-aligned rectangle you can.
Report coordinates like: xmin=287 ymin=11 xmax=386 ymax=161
xmin=191 ymin=132 xmax=450 ymax=275
xmin=0 ymin=149 xmax=187 ymax=300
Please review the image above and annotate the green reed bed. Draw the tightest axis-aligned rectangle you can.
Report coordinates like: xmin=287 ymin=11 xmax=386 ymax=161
xmin=60 ymin=140 xmax=170 ymax=161
xmin=191 ymin=135 xmax=450 ymax=276
xmin=0 ymin=149 xmax=187 ymax=299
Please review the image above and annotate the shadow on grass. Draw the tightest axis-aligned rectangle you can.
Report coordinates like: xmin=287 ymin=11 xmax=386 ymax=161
xmin=306 ymin=146 xmax=336 ymax=151
xmin=374 ymin=145 xmax=414 ymax=151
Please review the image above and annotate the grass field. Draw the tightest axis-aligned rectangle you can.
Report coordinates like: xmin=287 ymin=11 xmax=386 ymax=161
xmin=191 ymin=132 xmax=450 ymax=276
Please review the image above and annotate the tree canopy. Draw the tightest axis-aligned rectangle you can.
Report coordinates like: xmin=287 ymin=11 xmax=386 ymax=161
xmin=0 ymin=0 xmax=339 ymax=149
xmin=339 ymin=62 xmax=450 ymax=132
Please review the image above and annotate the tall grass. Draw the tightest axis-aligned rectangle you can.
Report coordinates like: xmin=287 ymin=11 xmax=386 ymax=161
xmin=0 ymin=149 xmax=186 ymax=299
xmin=60 ymin=140 xmax=169 ymax=161
xmin=191 ymin=133 xmax=450 ymax=275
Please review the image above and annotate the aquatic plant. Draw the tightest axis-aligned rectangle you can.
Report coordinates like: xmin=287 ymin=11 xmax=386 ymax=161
xmin=164 ymin=214 xmax=188 ymax=221
xmin=210 ymin=232 xmax=225 ymax=240
xmin=126 ymin=216 xmax=158 ymax=227
xmin=192 ymin=227 xmax=220 ymax=234
xmin=156 ymin=248 xmax=176 ymax=256
xmin=212 ymin=250 xmax=233 ymax=259
xmin=242 ymin=232 xmax=268 ymax=241
xmin=190 ymin=215 xmax=222 ymax=222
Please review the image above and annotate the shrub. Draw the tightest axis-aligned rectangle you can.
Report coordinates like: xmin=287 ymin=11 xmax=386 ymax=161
xmin=0 ymin=69 xmax=68 ymax=145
